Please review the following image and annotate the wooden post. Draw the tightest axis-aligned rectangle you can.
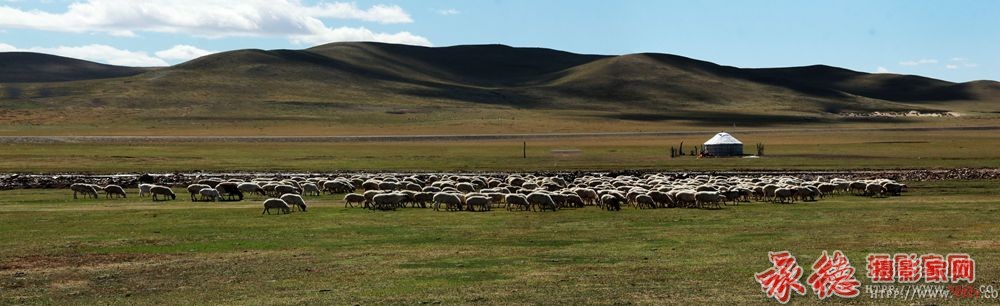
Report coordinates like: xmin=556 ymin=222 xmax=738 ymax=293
xmin=523 ymin=141 xmax=526 ymax=159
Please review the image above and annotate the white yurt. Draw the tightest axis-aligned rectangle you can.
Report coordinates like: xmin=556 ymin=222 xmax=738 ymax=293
xmin=703 ymin=132 xmax=743 ymax=156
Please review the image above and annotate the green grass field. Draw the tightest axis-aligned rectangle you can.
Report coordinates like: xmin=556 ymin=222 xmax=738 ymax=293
xmin=0 ymin=180 xmax=997 ymax=305
xmin=2 ymin=128 xmax=998 ymax=173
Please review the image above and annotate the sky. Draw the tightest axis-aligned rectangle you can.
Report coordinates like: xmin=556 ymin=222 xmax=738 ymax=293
xmin=0 ymin=0 xmax=996 ymax=82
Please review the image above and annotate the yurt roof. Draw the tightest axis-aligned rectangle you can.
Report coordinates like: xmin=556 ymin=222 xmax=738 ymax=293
xmin=704 ymin=132 xmax=742 ymax=145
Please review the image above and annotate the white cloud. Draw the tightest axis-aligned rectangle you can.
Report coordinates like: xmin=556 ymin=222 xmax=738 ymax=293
xmin=898 ymin=59 xmax=937 ymax=66
xmin=438 ymin=8 xmax=460 ymax=15
xmin=944 ymin=57 xmax=978 ymax=69
xmin=0 ymin=43 xmax=168 ymax=66
xmin=0 ymin=0 xmax=430 ymax=46
xmin=875 ymin=66 xmax=890 ymax=73
xmin=155 ymin=45 xmax=215 ymax=61
xmin=290 ymin=26 xmax=431 ymax=46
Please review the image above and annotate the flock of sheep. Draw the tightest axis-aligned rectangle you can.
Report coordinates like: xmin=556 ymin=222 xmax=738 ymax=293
xmin=69 ymin=173 xmax=907 ymax=214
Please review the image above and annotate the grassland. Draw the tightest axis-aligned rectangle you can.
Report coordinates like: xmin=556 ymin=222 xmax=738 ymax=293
xmin=0 ymin=180 xmax=997 ymax=305
xmin=1 ymin=128 xmax=998 ymax=173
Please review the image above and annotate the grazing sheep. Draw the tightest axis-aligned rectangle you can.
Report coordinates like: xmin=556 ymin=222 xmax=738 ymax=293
xmin=564 ymin=194 xmax=585 ymax=208
xmin=866 ymin=184 xmax=886 ymax=197
xmin=882 ymin=183 xmax=903 ymax=196
xmin=302 ymin=183 xmax=321 ymax=196
xmin=262 ymin=198 xmax=291 ymax=215
xmin=187 ymin=184 xmax=211 ymax=201
xmin=573 ymin=188 xmax=599 ymax=205
xmin=526 ymin=192 xmax=557 ymax=212
xmin=675 ymin=190 xmax=697 ymax=208
xmin=695 ymin=191 xmax=724 ymax=209
xmin=280 ymin=194 xmax=307 ymax=212
xmin=238 ymin=183 xmax=266 ymax=198
xmin=344 ymin=193 xmax=365 ymax=208
xmin=634 ymin=194 xmax=656 ymax=209
xmin=465 ymin=196 xmax=491 ymax=212
xmin=150 ymin=186 xmax=176 ymax=201
xmin=139 ymin=183 xmax=154 ymax=198
xmin=199 ymin=188 xmax=220 ymax=202
xmin=70 ymin=183 xmax=99 ymax=199
xmin=774 ymin=188 xmax=794 ymax=204
xmin=103 ymin=184 xmax=127 ymax=199
xmin=505 ymin=194 xmax=530 ymax=211
xmin=433 ymin=193 xmax=464 ymax=211
xmin=274 ymin=185 xmax=299 ymax=196
xmin=371 ymin=193 xmax=407 ymax=210
xmin=414 ymin=192 xmax=434 ymax=208
xmin=600 ymin=194 xmax=622 ymax=211
xmin=215 ymin=182 xmax=244 ymax=201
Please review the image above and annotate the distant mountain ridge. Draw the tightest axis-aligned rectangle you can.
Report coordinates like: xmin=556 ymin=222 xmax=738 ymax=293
xmin=0 ymin=42 xmax=996 ymax=118
xmin=0 ymin=52 xmax=152 ymax=83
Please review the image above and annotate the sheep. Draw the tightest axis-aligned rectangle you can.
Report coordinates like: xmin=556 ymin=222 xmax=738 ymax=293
xmin=187 ymin=184 xmax=211 ymax=201
xmin=465 ymin=196 xmax=491 ymax=212
xmin=238 ymin=183 xmax=266 ymax=198
xmin=695 ymin=191 xmax=724 ymax=209
xmin=323 ymin=181 xmax=354 ymax=194
xmin=526 ymin=192 xmax=557 ymax=212
xmin=280 ymin=194 xmax=307 ymax=212
xmin=199 ymin=188 xmax=220 ymax=202
xmin=302 ymin=183 xmax=321 ymax=196
xmin=674 ymin=190 xmax=697 ymax=208
xmin=414 ymin=192 xmax=434 ymax=208
xmin=371 ymin=193 xmax=407 ymax=210
xmin=103 ymin=184 xmax=127 ymax=199
xmin=648 ymin=191 xmax=673 ymax=208
xmin=866 ymin=184 xmax=886 ymax=197
xmin=139 ymin=183 xmax=154 ymax=198
xmin=215 ymin=182 xmax=244 ymax=201
xmin=882 ymin=182 xmax=903 ymax=196
xmin=634 ymin=194 xmax=656 ymax=209
xmin=70 ymin=183 xmax=99 ymax=199
xmin=599 ymin=194 xmax=622 ymax=211
xmin=150 ymin=186 xmax=176 ymax=201
xmin=433 ymin=193 xmax=464 ymax=211
xmin=573 ymin=188 xmax=599 ymax=205
xmin=774 ymin=188 xmax=794 ymax=204
xmin=262 ymin=198 xmax=291 ymax=215
xmin=274 ymin=185 xmax=299 ymax=196
xmin=344 ymin=193 xmax=365 ymax=208
xmin=505 ymin=194 xmax=530 ymax=211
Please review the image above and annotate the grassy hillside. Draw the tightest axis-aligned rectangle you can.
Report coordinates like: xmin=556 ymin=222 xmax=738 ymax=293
xmin=0 ymin=42 xmax=997 ymax=135
xmin=0 ymin=52 xmax=152 ymax=83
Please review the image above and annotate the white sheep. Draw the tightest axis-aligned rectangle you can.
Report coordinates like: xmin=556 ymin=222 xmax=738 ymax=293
xmin=344 ymin=193 xmax=365 ymax=208
xmin=138 ymin=183 xmax=155 ymax=198
xmin=280 ymin=194 xmax=307 ymax=212
xmin=70 ymin=183 xmax=99 ymax=199
xmin=262 ymin=198 xmax=291 ymax=215
xmin=150 ymin=186 xmax=176 ymax=201
xmin=199 ymin=188 xmax=220 ymax=202
xmin=103 ymin=184 xmax=127 ymax=199
xmin=187 ymin=184 xmax=210 ymax=201
xmin=433 ymin=193 xmax=464 ymax=211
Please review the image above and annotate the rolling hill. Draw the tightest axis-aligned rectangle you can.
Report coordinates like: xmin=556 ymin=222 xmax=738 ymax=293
xmin=0 ymin=42 xmax=996 ymax=135
xmin=0 ymin=52 xmax=152 ymax=83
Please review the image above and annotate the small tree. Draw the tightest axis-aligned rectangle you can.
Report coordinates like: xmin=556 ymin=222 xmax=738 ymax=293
xmin=756 ymin=143 xmax=765 ymax=156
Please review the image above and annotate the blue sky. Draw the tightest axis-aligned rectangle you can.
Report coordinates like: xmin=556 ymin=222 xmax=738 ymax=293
xmin=0 ymin=0 xmax=996 ymax=82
